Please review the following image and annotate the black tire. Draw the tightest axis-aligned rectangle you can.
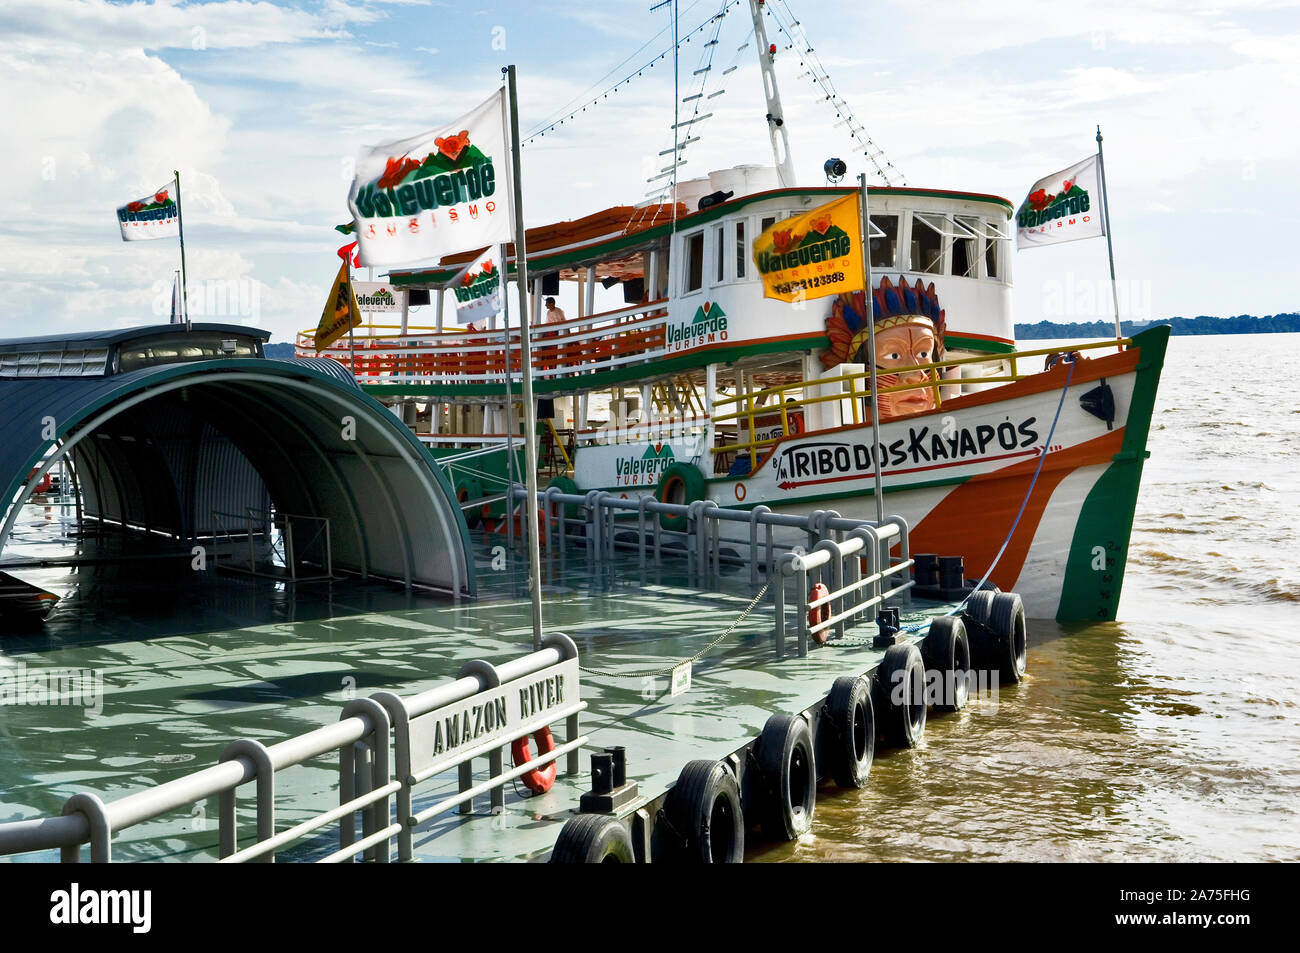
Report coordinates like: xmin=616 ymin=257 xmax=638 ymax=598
xmin=664 ymin=759 xmax=745 ymax=863
xmin=874 ymin=642 xmax=927 ymax=748
xmin=655 ymin=463 xmax=706 ymax=532
xmin=963 ymin=589 xmax=995 ymax=625
xmin=825 ymin=675 xmax=875 ymax=788
xmin=756 ymin=713 xmax=817 ymax=840
xmin=922 ymin=616 xmax=972 ymax=712
xmin=962 ymin=589 xmax=997 ymax=671
xmin=989 ymin=591 xmax=1028 ymax=684
xmin=549 ymin=814 xmax=635 ymax=863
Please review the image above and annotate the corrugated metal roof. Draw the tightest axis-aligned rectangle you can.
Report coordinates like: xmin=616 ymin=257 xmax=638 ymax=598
xmin=0 ymin=323 xmax=270 ymax=353
xmin=0 ymin=357 xmax=474 ymax=596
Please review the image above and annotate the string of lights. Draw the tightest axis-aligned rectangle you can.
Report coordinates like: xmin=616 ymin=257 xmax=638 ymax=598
xmin=521 ymin=1 xmax=742 ymax=148
xmin=765 ymin=0 xmax=906 ymax=186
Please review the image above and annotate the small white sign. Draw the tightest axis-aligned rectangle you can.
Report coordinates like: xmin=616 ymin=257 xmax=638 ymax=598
xmin=670 ymin=661 xmax=692 ymax=697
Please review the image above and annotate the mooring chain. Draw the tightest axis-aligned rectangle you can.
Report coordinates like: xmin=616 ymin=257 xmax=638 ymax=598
xmin=579 ymin=581 xmax=771 ymax=679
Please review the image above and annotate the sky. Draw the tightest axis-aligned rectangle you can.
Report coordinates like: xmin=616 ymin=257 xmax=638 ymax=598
xmin=2 ymin=0 xmax=1297 ymax=346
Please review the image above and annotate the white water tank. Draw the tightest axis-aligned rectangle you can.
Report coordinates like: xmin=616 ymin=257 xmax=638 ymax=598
xmin=708 ymin=165 xmax=781 ymax=200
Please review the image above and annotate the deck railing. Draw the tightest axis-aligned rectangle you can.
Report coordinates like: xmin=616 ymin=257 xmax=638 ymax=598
xmin=295 ymin=299 xmax=669 ymax=385
xmin=0 ymin=636 xmax=583 ymax=863
xmin=712 ymin=336 xmax=1132 ymax=471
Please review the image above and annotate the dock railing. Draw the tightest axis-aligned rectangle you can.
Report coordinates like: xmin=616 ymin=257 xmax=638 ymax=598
xmin=0 ymin=635 xmax=584 ymax=864
xmin=517 ymin=487 xmax=914 ymax=658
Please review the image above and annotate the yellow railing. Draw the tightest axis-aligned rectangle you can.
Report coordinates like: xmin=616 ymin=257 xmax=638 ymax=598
xmin=711 ymin=337 xmax=1131 ymax=472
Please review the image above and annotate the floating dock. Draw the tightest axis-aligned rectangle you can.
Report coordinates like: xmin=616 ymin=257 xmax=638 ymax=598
xmin=0 ymin=492 xmax=1027 ymax=863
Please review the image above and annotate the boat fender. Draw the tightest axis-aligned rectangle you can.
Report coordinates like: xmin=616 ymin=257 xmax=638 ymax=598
xmin=872 ymin=642 xmax=927 ymax=749
xmin=549 ymin=814 xmax=635 ymax=864
xmin=807 ymin=582 xmax=831 ymax=643
xmin=825 ymin=675 xmax=875 ymax=788
xmin=756 ymin=713 xmax=817 ymax=840
xmin=664 ymin=759 xmax=745 ymax=862
xmin=511 ymin=726 xmax=558 ymax=795
xmin=988 ymin=592 xmax=1028 ymax=684
xmin=921 ymin=616 xmax=972 ymax=712
xmin=654 ymin=463 xmax=706 ymax=532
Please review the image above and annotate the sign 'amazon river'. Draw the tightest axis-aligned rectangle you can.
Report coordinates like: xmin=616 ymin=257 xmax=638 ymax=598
xmin=407 ymin=657 xmax=579 ymax=779
xmin=753 ymin=193 xmax=864 ymax=302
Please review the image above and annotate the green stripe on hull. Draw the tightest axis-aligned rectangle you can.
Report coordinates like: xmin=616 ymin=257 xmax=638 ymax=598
xmin=1055 ymin=324 xmax=1170 ymax=622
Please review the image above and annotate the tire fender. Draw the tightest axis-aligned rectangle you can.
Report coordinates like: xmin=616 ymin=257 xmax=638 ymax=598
xmin=825 ymin=675 xmax=875 ymax=788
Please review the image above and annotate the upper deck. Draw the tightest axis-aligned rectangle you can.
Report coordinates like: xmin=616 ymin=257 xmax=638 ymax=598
xmin=299 ymin=183 xmax=1017 ymax=398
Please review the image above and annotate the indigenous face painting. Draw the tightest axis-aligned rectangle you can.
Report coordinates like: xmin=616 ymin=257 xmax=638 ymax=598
xmin=822 ymin=276 xmax=947 ymax=419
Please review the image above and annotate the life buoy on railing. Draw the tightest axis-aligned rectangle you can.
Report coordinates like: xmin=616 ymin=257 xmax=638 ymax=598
xmin=511 ymin=726 xmax=557 ymax=795
xmin=808 ymin=582 xmax=831 ymax=643
xmin=787 ymin=412 xmax=805 ymax=436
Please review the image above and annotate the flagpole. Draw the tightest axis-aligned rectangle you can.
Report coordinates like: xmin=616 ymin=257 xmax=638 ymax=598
xmin=346 ymin=257 xmax=357 ymax=372
xmin=500 ymin=241 xmax=518 ymax=557
xmin=857 ymin=174 xmax=884 ymax=525
xmin=505 ymin=65 xmax=545 ymax=651
xmin=174 ymin=169 xmax=190 ymax=330
xmin=1095 ymin=126 xmax=1122 ymax=348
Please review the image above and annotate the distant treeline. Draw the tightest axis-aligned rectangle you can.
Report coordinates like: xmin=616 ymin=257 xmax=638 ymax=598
xmin=1015 ymin=313 xmax=1300 ymax=339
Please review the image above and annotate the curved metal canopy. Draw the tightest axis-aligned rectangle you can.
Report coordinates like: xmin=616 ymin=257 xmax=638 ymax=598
xmin=0 ymin=356 xmax=475 ymax=597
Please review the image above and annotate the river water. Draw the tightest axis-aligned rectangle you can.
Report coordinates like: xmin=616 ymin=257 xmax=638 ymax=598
xmin=752 ymin=333 xmax=1300 ymax=862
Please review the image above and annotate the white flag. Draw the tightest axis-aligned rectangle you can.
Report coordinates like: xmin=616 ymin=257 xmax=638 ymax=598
xmin=451 ymin=249 xmax=502 ymax=325
xmin=118 ymin=178 xmax=180 ymax=242
xmin=348 ymin=90 xmax=514 ymax=267
xmin=1015 ymin=155 xmax=1105 ymax=249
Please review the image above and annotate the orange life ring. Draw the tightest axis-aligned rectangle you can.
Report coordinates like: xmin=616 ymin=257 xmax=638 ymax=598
xmin=511 ymin=726 xmax=557 ymax=794
xmin=808 ymin=582 xmax=831 ymax=644
xmin=788 ymin=412 xmax=805 ymax=435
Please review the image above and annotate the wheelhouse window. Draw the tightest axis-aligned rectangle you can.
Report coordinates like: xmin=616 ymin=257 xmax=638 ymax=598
xmin=734 ymin=221 xmax=746 ymax=280
xmin=951 ymin=216 xmax=982 ymax=278
xmin=715 ymin=225 xmax=726 ymax=284
xmin=985 ymin=237 xmax=999 ymax=279
xmin=909 ymin=213 xmax=943 ymax=274
xmin=869 ymin=214 xmax=898 ymax=268
xmin=683 ymin=231 xmax=704 ymax=294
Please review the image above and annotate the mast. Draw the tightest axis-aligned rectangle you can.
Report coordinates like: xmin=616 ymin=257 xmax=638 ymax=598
xmin=748 ymin=0 xmax=796 ymax=187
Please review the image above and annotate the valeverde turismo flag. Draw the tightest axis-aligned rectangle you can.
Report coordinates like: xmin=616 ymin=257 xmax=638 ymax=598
xmin=347 ymin=90 xmax=513 ymax=267
xmin=752 ymin=194 xmax=863 ymax=303
xmin=1016 ymin=155 xmax=1105 ymax=248
xmin=452 ymin=249 xmax=502 ymax=325
xmin=117 ymin=178 xmax=179 ymax=241
xmin=314 ymin=260 xmax=362 ymax=351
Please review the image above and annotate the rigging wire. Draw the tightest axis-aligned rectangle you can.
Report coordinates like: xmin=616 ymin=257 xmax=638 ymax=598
xmin=764 ymin=0 xmax=905 ymax=185
xmin=521 ymin=2 xmax=738 ymax=148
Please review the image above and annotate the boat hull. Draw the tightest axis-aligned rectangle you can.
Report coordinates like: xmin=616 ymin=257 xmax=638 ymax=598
xmin=575 ymin=326 xmax=1168 ymax=621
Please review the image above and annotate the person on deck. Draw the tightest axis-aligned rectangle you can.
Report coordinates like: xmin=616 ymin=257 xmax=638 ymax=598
xmin=544 ymin=297 xmax=566 ymax=324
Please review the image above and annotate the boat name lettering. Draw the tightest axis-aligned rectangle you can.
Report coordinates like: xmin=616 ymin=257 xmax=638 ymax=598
xmin=755 ymin=234 xmax=851 ymax=274
xmin=772 ymin=418 xmax=1039 ymax=482
xmin=353 ymin=159 xmax=497 ymax=219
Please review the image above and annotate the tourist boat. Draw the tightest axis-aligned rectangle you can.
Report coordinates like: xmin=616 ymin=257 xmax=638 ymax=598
xmin=298 ymin=2 xmax=1167 ymax=622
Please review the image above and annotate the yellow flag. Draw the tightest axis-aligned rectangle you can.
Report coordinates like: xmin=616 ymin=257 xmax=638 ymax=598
xmin=314 ymin=260 xmax=362 ymax=351
xmin=752 ymin=193 xmax=864 ymax=303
